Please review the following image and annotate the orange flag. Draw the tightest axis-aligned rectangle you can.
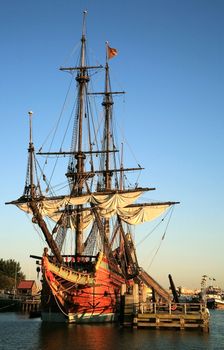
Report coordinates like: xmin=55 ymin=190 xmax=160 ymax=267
xmin=108 ymin=46 xmax=118 ymax=59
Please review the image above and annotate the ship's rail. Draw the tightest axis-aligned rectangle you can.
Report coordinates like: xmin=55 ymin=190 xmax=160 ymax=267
xmin=42 ymin=252 xmax=104 ymax=286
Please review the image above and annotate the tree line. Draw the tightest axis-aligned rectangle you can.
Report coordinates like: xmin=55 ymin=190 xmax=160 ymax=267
xmin=0 ymin=259 xmax=25 ymax=291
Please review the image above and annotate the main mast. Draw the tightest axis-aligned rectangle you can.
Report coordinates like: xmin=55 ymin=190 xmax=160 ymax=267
xmin=73 ymin=11 xmax=88 ymax=255
xmin=60 ymin=11 xmax=102 ymax=256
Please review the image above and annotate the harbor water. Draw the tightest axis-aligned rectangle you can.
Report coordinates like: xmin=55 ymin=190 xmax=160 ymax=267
xmin=0 ymin=310 xmax=223 ymax=350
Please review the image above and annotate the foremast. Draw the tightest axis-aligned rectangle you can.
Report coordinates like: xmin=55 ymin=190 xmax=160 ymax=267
xmin=28 ymin=11 xmax=93 ymax=262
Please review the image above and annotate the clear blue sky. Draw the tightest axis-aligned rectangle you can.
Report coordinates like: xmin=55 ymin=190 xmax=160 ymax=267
xmin=1 ymin=0 xmax=224 ymax=290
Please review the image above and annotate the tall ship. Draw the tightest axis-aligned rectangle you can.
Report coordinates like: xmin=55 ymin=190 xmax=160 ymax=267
xmin=7 ymin=12 xmax=178 ymax=322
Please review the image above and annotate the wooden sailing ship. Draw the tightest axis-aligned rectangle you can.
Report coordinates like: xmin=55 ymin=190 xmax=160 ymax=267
xmin=7 ymin=12 xmax=178 ymax=322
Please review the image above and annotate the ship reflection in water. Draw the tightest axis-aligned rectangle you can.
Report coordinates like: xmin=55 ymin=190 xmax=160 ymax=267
xmin=0 ymin=312 xmax=223 ymax=350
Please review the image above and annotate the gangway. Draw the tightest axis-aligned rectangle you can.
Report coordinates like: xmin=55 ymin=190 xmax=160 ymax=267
xmin=138 ymin=268 xmax=171 ymax=302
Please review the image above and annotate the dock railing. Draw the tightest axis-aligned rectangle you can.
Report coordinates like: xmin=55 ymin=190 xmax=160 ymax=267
xmin=139 ymin=302 xmax=206 ymax=315
xmin=121 ymin=296 xmax=209 ymax=331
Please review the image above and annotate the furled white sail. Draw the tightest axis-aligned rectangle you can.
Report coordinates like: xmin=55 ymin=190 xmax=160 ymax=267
xmin=15 ymin=192 xmax=171 ymax=229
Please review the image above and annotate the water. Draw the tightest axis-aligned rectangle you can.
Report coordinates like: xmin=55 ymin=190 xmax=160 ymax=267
xmin=0 ymin=310 xmax=223 ymax=350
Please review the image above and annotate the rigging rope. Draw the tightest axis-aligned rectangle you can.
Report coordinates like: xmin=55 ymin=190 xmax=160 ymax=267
xmin=146 ymin=206 xmax=175 ymax=270
xmin=136 ymin=206 xmax=173 ymax=247
xmin=44 ymin=273 xmax=69 ymax=317
xmin=61 ymin=41 xmax=80 ymax=68
xmin=37 ymin=75 xmax=75 ymax=192
xmin=39 ymin=75 xmax=74 ymax=154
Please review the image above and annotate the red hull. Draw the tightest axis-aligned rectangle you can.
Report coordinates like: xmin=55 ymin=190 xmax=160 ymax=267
xmin=41 ymin=255 xmax=127 ymax=322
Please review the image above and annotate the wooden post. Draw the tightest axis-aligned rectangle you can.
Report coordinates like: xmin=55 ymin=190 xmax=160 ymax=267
xmin=169 ymin=303 xmax=171 ymax=314
xmin=153 ymin=302 xmax=156 ymax=313
xmin=121 ymin=284 xmax=127 ymax=296
xmin=180 ymin=317 xmax=185 ymax=330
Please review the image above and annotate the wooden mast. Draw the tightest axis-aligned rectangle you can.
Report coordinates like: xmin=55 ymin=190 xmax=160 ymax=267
xmin=102 ymin=43 xmax=113 ymax=240
xmin=60 ymin=11 xmax=98 ymax=256
xmin=28 ymin=111 xmax=35 ymax=198
xmin=74 ymin=10 xmax=88 ymax=255
xmin=103 ymin=43 xmax=113 ymax=191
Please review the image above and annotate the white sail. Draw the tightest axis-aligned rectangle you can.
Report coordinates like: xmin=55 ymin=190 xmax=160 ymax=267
xmin=15 ymin=193 xmax=171 ymax=229
xmin=52 ymin=203 xmax=171 ymax=229
xmin=117 ymin=204 xmax=170 ymax=225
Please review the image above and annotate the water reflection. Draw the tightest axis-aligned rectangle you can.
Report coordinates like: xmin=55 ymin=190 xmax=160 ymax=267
xmin=37 ymin=321 xmax=210 ymax=350
xmin=38 ymin=323 xmax=126 ymax=350
xmin=0 ymin=312 xmax=223 ymax=350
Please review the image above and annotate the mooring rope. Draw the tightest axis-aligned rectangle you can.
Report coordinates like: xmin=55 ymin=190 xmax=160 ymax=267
xmin=0 ymin=303 xmax=17 ymax=310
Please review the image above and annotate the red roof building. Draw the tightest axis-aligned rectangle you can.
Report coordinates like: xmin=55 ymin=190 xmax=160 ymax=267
xmin=17 ymin=280 xmax=38 ymax=296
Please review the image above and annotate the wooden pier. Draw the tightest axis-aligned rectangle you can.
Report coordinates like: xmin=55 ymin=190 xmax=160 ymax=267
xmin=21 ymin=299 xmax=41 ymax=313
xmin=0 ymin=297 xmax=41 ymax=315
xmin=121 ymin=298 xmax=209 ymax=332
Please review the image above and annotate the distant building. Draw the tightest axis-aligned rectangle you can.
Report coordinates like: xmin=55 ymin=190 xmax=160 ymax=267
xmin=17 ymin=280 xmax=38 ymax=297
xmin=178 ymin=286 xmax=200 ymax=295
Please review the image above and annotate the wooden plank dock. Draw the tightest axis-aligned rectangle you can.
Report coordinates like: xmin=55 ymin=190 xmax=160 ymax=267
xmin=0 ymin=297 xmax=41 ymax=315
xmin=122 ymin=299 xmax=210 ymax=332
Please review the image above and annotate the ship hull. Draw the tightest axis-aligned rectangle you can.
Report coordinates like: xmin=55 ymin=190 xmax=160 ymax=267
xmin=41 ymin=254 xmax=126 ymax=323
xmin=207 ymin=297 xmax=224 ymax=310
